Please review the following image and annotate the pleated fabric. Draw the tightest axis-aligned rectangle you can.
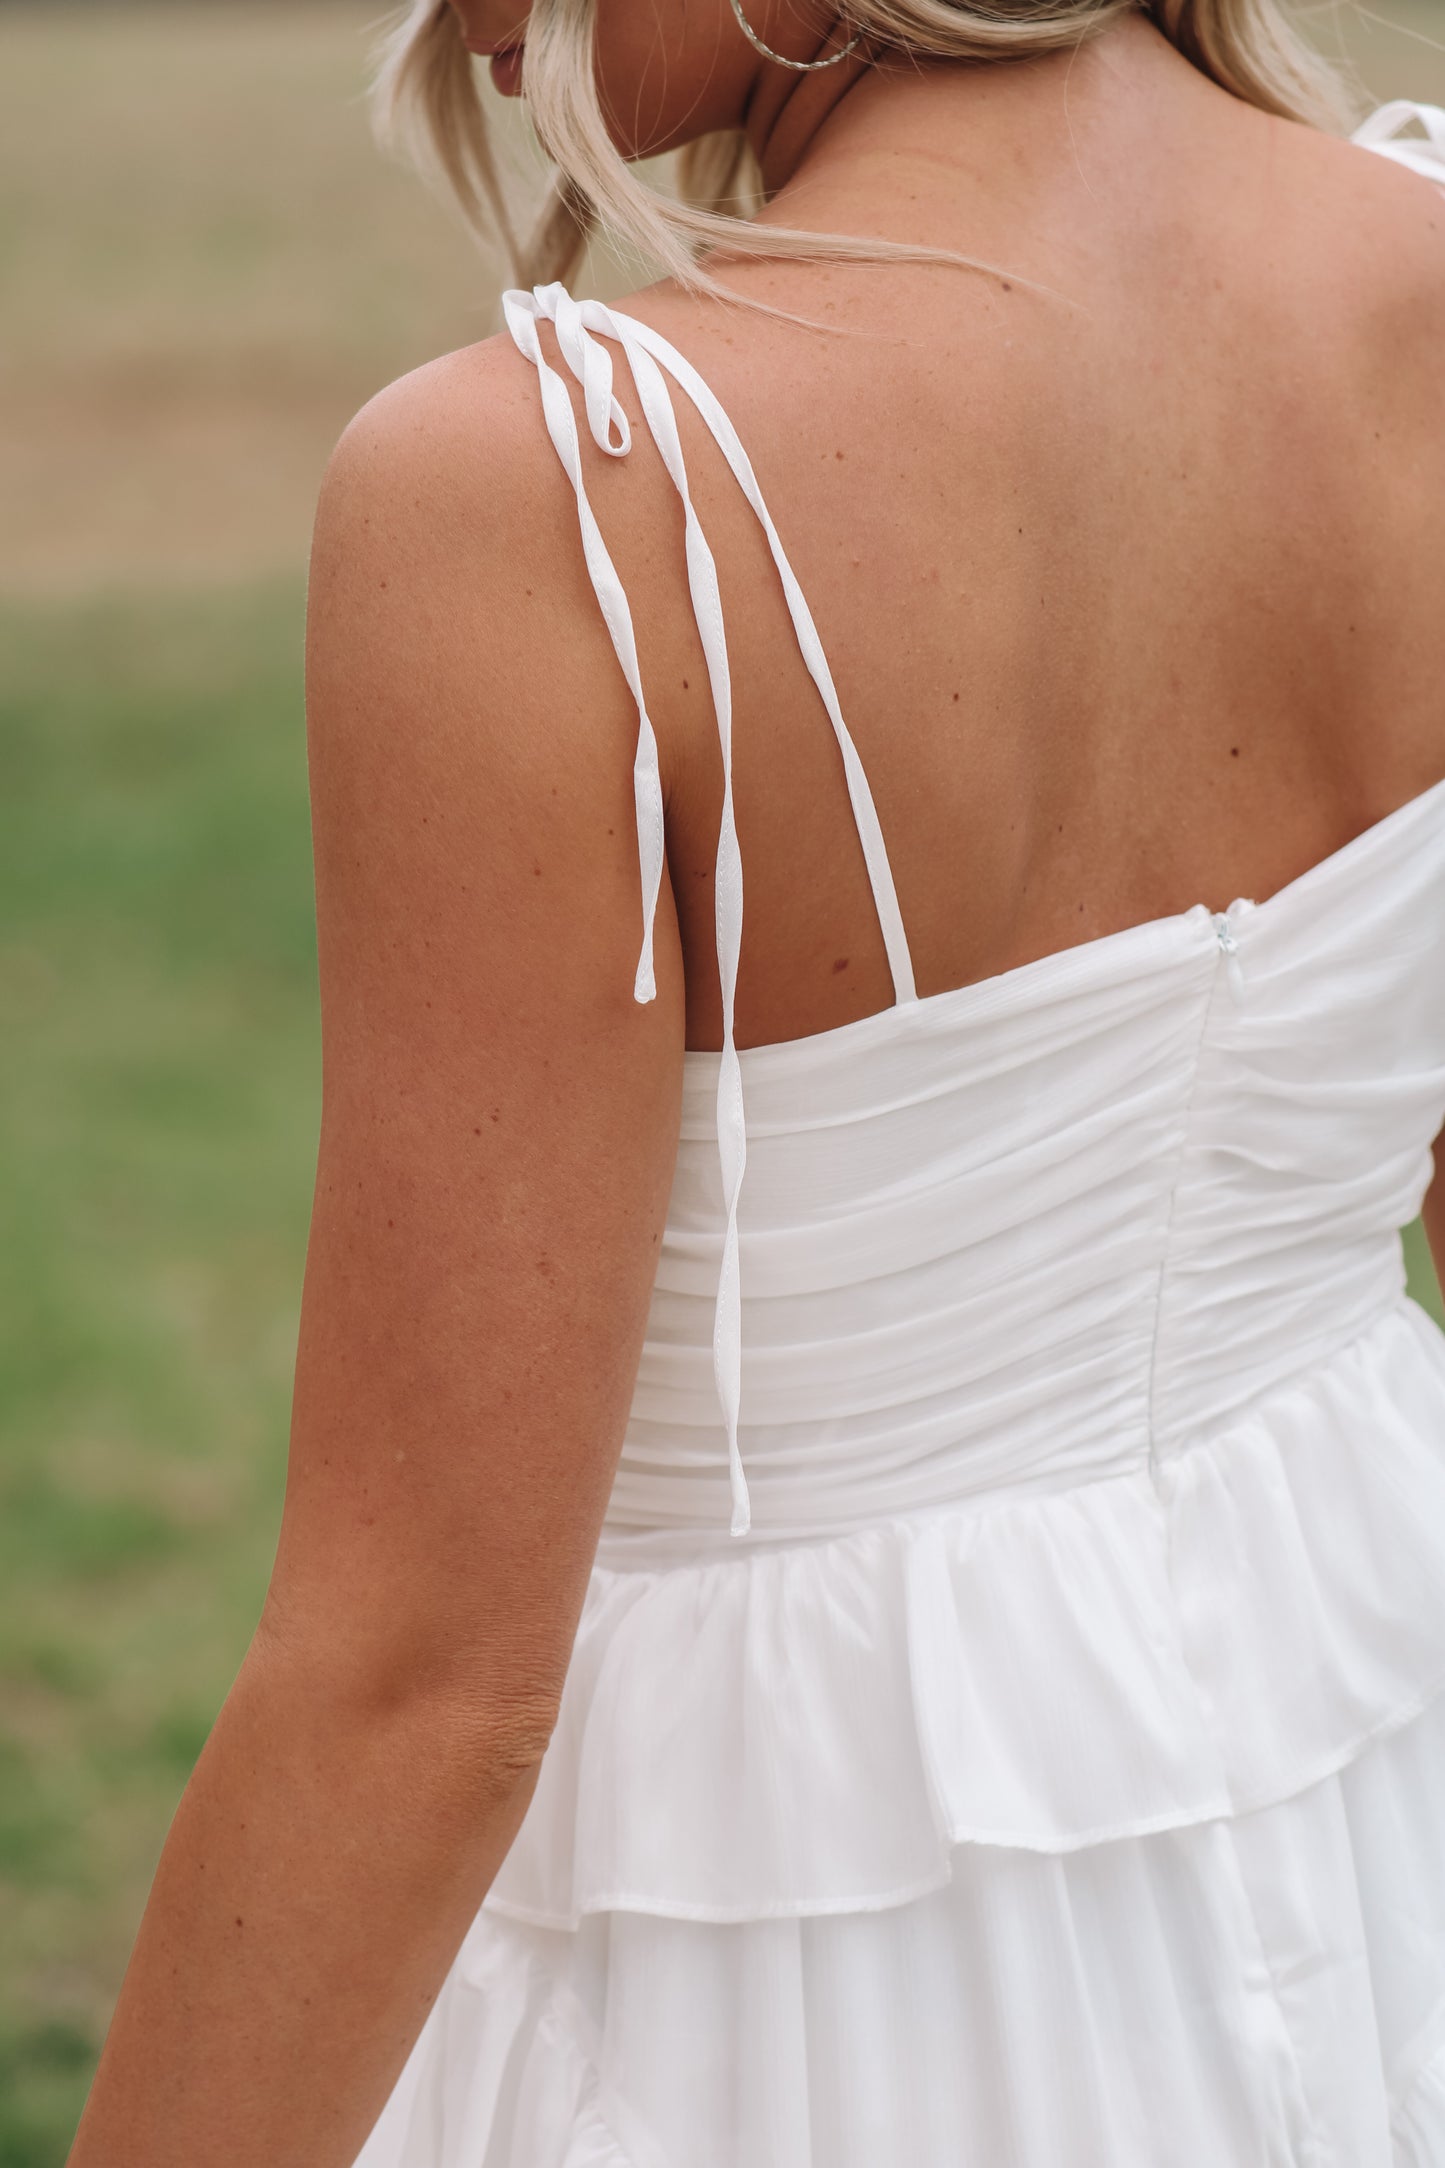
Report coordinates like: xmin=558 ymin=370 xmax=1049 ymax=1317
xmin=353 ymin=99 xmax=1445 ymax=2168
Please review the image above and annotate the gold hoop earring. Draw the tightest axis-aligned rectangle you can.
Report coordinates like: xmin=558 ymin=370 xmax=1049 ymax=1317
xmin=727 ymin=0 xmax=866 ymax=69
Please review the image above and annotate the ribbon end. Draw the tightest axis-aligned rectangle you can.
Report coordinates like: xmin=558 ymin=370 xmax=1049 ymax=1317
xmin=727 ymin=1405 xmax=751 ymax=1537
xmin=729 ymin=1478 xmax=752 ymax=1540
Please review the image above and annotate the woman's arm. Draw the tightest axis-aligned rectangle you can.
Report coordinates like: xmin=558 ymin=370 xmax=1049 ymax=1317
xmin=1424 ymin=1125 xmax=1445 ymax=1294
xmin=67 ymin=338 xmax=687 ymax=2168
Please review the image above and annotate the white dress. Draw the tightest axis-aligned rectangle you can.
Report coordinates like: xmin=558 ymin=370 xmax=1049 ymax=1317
xmin=354 ymin=100 xmax=1445 ymax=2168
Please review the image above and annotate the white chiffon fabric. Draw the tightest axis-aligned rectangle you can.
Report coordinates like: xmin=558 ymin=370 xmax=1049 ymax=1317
xmin=354 ymin=100 xmax=1445 ymax=2167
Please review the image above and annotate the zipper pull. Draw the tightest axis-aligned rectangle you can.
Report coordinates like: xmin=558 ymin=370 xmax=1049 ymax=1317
xmin=1211 ymin=908 xmax=1249 ymax=997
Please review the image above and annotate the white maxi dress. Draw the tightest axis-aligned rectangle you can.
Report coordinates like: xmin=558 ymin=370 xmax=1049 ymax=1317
xmin=354 ymin=100 xmax=1445 ymax=2168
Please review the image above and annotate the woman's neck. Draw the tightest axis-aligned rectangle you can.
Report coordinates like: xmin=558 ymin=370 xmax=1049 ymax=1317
xmin=747 ymin=8 xmax=1190 ymax=214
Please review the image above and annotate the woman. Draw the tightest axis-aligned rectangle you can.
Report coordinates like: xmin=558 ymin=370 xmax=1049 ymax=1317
xmin=68 ymin=0 xmax=1445 ymax=2162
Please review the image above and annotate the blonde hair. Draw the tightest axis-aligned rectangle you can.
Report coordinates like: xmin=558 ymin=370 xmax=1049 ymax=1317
xmin=370 ymin=0 xmax=1360 ymax=301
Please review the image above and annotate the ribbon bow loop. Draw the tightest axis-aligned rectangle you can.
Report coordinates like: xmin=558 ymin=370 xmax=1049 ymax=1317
xmin=531 ymin=282 xmax=631 ymax=457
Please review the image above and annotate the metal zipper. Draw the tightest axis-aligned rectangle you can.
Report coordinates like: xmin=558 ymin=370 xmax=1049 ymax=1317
xmin=1210 ymin=902 xmax=1254 ymax=995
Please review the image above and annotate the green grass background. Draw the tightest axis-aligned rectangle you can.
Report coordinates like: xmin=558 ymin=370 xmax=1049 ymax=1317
xmin=3 ymin=3 xmax=1445 ymax=2162
xmin=0 ymin=588 xmax=320 ymax=2163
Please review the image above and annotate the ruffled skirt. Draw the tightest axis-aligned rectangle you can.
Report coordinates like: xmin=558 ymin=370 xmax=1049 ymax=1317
xmin=354 ymin=1685 xmax=1445 ymax=2166
xmin=352 ymin=1302 xmax=1445 ymax=2166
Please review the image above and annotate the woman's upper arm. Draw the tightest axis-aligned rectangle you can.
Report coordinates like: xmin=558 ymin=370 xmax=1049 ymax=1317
xmin=1425 ymin=1125 xmax=1445 ymax=1292
xmin=266 ymin=341 xmax=686 ymax=1749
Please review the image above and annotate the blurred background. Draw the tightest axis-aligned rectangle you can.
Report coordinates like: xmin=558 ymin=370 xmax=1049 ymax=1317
xmin=1 ymin=3 xmax=1443 ymax=2160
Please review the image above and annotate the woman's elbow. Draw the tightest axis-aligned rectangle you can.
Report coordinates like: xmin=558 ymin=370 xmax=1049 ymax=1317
xmin=246 ymin=1589 xmax=564 ymax=1793
xmin=1423 ymin=1130 xmax=1445 ymax=1289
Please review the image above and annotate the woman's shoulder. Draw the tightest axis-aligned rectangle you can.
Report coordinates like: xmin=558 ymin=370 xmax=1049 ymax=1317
xmin=305 ymin=317 xmax=643 ymax=830
xmin=308 ymin=324 xmax=616 ymax=706
xmin=1272 ymin=102 xmax=1445 ymax=461
xmin=318 ymin=331 xmax=568 ymax=539
xmin=1288 ymin=101 xmax=1445 ymax=315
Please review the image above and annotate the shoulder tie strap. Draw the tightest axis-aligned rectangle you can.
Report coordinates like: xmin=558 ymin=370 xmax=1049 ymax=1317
xmin=501 ymin=280 xmax=917 ymax=1538
xmin=1350 ymin=98 xmax=1445 ymax=191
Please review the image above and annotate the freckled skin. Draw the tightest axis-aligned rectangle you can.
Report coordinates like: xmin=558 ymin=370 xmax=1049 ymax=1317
xmin=66 ymin=6 xmax=1445 ymax=2163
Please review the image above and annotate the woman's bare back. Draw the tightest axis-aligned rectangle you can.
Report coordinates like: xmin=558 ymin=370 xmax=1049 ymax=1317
xmin=569 ymin=13 xmax=1445 ymax=1052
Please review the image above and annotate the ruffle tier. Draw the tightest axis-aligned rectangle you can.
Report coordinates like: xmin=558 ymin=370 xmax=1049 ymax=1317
xmin=484 ymin=1297 xmax=1445 ymax=1929
xmin=351 ymin=1296 xmax=1445 ymax=2166
xmin=352 ymin=1920 xmax=663 ymax=2168
xmin=358 ymin=1680 xmax=1445 ymax=2167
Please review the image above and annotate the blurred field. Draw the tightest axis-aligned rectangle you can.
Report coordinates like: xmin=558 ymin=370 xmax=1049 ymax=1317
xmin=0 ymin=587 xmax=318 ymax=2159
xmin=0 ymin=0 xmax=533 ymax=593
xmin=2 ymin=2 xmax=1444 ymax=2163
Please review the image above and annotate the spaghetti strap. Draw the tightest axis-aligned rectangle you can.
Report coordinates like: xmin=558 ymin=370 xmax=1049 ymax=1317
xmin=1349 ymin=97 xmax=1445 ymax=187
xmin=502 ymin=280 xmax=917 ymax=1538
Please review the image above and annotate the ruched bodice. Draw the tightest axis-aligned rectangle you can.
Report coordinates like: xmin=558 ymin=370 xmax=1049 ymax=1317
xmin=611 ymin=781 xmax=1445 ymax=1544
xmin=482 ymin=773 xmax=1445 ymax=1928
xmin=355 ymin=98 xmax=1445 ymax=2168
